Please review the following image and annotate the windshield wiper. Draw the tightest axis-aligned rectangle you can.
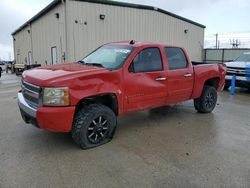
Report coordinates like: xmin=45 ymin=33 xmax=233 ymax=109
xmin=78 ymin=61 xmax=111 ymax=70
xmin=77 ymin=60 xmax=85 ymax=64
xmin=85 ymin=63 xmax=105 ymax=68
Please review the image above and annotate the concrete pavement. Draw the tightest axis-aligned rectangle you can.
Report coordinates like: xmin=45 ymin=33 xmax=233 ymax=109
xmin=0 ymin=73 xmax=249 ymax=188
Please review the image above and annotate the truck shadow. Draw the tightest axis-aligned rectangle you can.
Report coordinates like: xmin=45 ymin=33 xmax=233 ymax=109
xmin=116 ymin=103 xmax=216 ymax=136
xmin=25 ymin=104 xmax=216 ymax=150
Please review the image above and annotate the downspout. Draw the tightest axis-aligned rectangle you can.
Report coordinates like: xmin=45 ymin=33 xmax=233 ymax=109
xmin=29 ymin=24 xmax=34 ymax=64
xmin=63 ymin=0 xmax=68 ymax=62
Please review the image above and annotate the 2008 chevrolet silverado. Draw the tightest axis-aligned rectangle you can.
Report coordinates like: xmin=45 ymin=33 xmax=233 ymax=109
xmin=18 ymin=41 xmax=226 ymax=149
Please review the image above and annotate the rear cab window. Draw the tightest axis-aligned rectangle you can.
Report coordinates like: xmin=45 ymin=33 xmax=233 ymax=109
xmin=165 ymin=48 xmax=188 ymax=70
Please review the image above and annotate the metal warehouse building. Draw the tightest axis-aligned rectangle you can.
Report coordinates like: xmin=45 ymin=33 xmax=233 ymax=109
xmin=12 ymin=0 xmax=205 ymax=66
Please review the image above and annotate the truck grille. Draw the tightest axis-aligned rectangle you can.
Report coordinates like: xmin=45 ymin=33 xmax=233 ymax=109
xmin=21 ymin=80 xmax=41 ymax=109
xmin=226 ymin=66 xmax=247 ymax=77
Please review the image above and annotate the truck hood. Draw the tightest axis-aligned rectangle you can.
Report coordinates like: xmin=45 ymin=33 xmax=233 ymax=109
xmin=225 ymin=61 xmax=250 ymax=68
xmin=22 ymin=63 xmax=108 ymax=86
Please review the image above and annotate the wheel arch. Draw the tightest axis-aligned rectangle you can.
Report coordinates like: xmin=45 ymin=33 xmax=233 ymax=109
xmin=192 ymin=76 xmax=221 ymax=99
xmin=75 ymin=93 xmax=119 ymax=116
xmin=204 ymin=77 xmax=220 ymax=90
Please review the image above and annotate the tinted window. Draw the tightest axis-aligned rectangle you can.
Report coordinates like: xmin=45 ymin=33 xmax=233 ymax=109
xmin=165 ymin=48 xmax=188 ymax=70
xmin=132 ymin=48 xmax=163 ymax=72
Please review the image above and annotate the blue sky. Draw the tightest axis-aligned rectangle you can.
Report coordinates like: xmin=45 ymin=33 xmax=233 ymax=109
xmin=0 ymin=0 xmax=249 ymax=60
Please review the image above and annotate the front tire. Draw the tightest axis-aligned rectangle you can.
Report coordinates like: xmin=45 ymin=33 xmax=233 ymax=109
xmin=72 ymin=104 xmax=117 ymax=149
xmin=194 ymin=86 xmax=217 ymax=113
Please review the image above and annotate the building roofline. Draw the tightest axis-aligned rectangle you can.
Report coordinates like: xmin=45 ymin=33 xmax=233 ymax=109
xmin=12 ymin=0 xmax=61 ymax=35
xmin=79 ymin=0 xmax=205 ymax=28
xmin=12 ymin=0 xmax=205 ymax=36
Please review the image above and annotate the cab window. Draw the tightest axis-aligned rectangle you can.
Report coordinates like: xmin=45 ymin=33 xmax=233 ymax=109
xmin=165 ymin=48 xmax=188 ymax=70
xmin=130 ymin=48 xmax=163 ymax=73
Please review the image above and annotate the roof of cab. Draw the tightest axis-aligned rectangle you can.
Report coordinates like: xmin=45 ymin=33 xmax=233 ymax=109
xmin=107 ymin=41 xmax=181 ymax=48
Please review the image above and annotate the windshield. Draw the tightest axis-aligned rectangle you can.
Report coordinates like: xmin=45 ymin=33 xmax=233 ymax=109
xmin=234 ymin=53 xmax=250 ymax=62
xmin=80 ymin=45 xmax=134 ymax=70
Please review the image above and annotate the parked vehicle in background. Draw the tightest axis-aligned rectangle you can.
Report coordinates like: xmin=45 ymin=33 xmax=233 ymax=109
xmin=4 ymin=61 xmax=41 ymax=75
xmin=14 ymin=63 xmax=41 ymax=75
xmin=0 ymin=61 xmax=6 ymax=77
xmin=224 ymin=52 xmax=250 ymax=89
xmin=17 ymin=41 xmax=226 ymax=149
xmin=0 ymin=66 xmax=2 ymax=78
xmin=5 ymin=61 xmax=13 ymax=73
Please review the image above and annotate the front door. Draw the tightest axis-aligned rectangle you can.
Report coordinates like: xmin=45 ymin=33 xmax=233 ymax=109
xmin=123 ymin=47 xmax=168 ymax=112
xmin=164 ymin=47 xmax=194 ymax=104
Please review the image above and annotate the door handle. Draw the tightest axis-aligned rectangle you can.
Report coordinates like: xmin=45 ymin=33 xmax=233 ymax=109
xmin=184 ymin=73 xmax=192 ymax=77
xmin=155 ymin=77 xmax=167 ymax=81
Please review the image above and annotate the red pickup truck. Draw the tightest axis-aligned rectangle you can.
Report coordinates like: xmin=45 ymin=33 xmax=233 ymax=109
xmin=18 ymin=41 xmax=226 ymax=149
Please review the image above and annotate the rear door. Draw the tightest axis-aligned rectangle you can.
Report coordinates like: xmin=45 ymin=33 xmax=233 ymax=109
xmin=123 ymin=47 xmax=168 ymax=112
xmin=164 ymin=47 xmax=194 ymax=104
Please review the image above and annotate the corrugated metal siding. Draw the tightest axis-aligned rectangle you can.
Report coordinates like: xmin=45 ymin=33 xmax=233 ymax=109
xmin=31 ymin=3 xmax=66 ymax=65
xmin=13 ymin=3 xmax=66 ymax=65
xmin=13 ymin=26 xmax=32 ymax=64
xmin=13 ymin=0 xmax=204 ymax=65
xmin=66 ymin=0 xmax=204 ymax=62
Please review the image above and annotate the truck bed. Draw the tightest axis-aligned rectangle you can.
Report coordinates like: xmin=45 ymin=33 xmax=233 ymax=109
xmin=192 ymin=61 xmax=223 ymax=65
xmin=191 ymin=62 xmax=226 ymax=99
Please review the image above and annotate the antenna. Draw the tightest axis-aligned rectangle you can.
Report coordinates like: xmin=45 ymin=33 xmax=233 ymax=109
xmin=129 ymin=40 xmax=135 ymax=45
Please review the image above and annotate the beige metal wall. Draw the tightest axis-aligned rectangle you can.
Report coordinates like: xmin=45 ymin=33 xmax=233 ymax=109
xmin=66 ymin=0 xmax=204 ymax=62
xmin=31 ymin=3 xmax=66 ymax=65
xmin=13 ymin=25 xmax=32 ymax=64
xmin=13 ymin=0 xmax=204 ymax=66
xmin=13 ymin=3 xmax=66 ymax=66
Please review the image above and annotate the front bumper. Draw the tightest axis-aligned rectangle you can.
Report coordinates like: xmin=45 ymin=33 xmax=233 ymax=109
xmin=17 ymin=92 xmax=75 ymax=132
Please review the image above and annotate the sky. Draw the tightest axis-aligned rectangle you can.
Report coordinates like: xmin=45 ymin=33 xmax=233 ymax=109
xmin=0 ymin=0 xmax=249 ymax=60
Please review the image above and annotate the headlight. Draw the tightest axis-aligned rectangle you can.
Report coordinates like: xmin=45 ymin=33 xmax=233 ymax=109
xmin=43 ymin=87 xmax=70 ymax=106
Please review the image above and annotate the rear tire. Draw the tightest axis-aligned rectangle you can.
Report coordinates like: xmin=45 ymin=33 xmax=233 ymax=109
xmin=194 ymin=86 xmax=217 ymax=113
xmin=72 ymin=104 xmax=117 ymax=149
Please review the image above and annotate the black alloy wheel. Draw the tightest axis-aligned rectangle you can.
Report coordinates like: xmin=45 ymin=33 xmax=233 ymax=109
xmin=87 ymin=116 xmax=109 ymax=144
xmin=72 ymin=104 xmax=117 ymax=149
xmin=194 ymin=86 xmax=217 ymax=113
xmin=204 ymin=92 xmax=216 ymax=110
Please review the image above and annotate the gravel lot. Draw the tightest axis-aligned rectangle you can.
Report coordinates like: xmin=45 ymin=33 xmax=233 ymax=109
xmin=0 ymin=73 xmax=249 ymax=188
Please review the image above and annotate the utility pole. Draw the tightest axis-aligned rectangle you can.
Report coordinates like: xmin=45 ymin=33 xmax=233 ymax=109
xmin=215 ymin=33 xmax=218 ymax=49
